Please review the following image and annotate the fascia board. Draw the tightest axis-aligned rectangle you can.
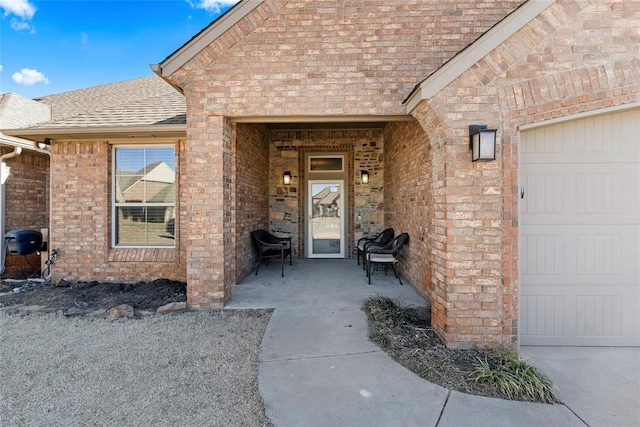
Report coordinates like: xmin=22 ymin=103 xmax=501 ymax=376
xmin=3 ymin=124 xmax=186 ymax=140
xmin=155 ymin=0 xmax=264 ymax=77
xmin=405 ymin=0 xmax=555 ymax=113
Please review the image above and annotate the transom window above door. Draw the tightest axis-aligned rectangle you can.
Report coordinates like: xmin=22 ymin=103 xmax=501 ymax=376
xmin=308 ymin=156 xmax=343 ymax=172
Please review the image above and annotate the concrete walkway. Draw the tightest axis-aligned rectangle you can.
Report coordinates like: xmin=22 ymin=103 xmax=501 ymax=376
xmin=228 ymin=259 xmax=640 ymax=427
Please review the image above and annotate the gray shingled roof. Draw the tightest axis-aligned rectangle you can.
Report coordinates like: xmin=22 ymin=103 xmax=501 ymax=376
xmin=0 ymin=93 xmax=51 ymax=128
xmin=24 ymin=75 xmax=185 ymax=130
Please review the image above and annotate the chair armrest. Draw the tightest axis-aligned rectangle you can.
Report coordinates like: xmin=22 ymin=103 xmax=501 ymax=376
xmin=257 ymin=241 xmax=287 ymax=249
xmin=366 ymin=247 xmax=394 ymax=255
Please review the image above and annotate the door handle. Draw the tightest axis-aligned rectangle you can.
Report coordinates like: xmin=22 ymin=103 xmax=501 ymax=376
xmin=520 ymin=186 xmax=525 ymax=199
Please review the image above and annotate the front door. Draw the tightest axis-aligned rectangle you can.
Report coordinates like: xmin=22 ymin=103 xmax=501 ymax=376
xmin=307 ymin=180 xmax=345 ymax=258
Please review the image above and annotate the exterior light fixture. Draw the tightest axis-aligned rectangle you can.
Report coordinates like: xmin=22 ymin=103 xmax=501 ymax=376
xmin=283 ymin=171 xmax=292 ymax=185
xmin=469 ymin=125 xmax=497 ymax=162
xmin=361 ymin=170 xmax=369 ymax=184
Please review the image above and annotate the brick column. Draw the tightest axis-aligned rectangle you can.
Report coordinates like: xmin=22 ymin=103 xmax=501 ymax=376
xmin=185 ymin=114 xmax=233 ymax=308
xmin=413 ymin=100 xmax=511 ymax=348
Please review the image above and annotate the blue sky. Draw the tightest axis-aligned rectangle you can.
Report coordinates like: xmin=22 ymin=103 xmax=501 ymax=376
xmin=0 ymin=0 xmax=239 ymax=99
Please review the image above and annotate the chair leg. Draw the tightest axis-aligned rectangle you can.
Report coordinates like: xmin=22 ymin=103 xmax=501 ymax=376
xmin=255 ymin=259 xmax=261 ymax=275
xmin=281 ymin=249 xmax=285 ymax=278
xmin=368 ymin=261 xmax=372 ymax=285
xmin=391 ymin=264 xmax=402 ymax=285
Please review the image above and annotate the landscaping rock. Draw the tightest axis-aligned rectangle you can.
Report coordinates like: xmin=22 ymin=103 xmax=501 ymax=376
xmin=107 ymin=304 xmax=134 ymax=318
xmin=157 ymin=301 xmax=187 ymax=315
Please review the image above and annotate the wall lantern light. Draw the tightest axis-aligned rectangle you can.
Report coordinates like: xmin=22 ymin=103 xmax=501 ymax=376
xmin=283 ymin=171 xmax=292 ymax=185
xmin=469 ymin=125 xmax=497 ymax=162
xmin=361 ymin=170 xmax=369 ymax=184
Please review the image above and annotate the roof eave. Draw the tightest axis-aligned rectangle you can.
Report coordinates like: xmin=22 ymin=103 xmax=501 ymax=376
xmin=404 ymin=0 xmax=555 ymax=113
xmin=3 ymin=124 xmax=186 ymax=141
xmin=151 ymin=0 xmax=264 ymax=78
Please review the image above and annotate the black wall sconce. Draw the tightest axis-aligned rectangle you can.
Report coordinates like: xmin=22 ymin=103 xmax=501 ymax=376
xmin=361 ymin=170 xmax=369 ymax=184
xmin=283 ymin=171 xmax=292 ymax=185
xmin=469 ymin=125 xmax=497 ymax=162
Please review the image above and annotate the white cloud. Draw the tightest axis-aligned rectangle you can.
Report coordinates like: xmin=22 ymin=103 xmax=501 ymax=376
xmin=0 ymin=0 xmax=36 ymax=19
xmin=0 ymin=65 xmax=3 ymax=72
xmin=1 ymin=0 xmax=36 ymax=33
xmin=187 ymin=0 xmax=238 ymax=14
xmin=12 ymin=68 xmax=49 ymax=86
xmin=10 ymin=17 xmax=33 ymax=32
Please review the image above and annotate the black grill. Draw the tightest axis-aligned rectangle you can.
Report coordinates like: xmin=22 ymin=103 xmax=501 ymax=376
xmin=5 ymin=229 xmax=43 ymax=256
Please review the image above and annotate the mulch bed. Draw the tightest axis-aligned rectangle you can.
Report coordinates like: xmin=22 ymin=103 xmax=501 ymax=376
xmin=0 ymin=278 xmax=186 ymax=311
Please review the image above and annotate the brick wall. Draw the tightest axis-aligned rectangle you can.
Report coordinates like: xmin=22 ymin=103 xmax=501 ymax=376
xmin=383 ymin=120 xmax=431 ymax=295
xmin=166 ymin=0 xmax=523 ymax=308
xmin=182 ymin=111 xmax=233 ymax=308
xmin=235 ymin=123 xmax=270 ymax=280
xmin=410 ymin=0 xmax=640 ymax=347
xmin=49 ymin=140 xmax=186 ymax=284
xmin=1 ymin=150 xmax=49 ymax=277
xmin=269 ymin=129 xmax=384 ymax=257
xmin=171 ymin=0 xmax=523 ymax=118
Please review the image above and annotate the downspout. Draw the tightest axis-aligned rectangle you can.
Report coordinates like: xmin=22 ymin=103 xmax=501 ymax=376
xmin=0 ymin=135 xmax=51 ymax=275
xmin=0 ymin=146 xmax=23 ymax=274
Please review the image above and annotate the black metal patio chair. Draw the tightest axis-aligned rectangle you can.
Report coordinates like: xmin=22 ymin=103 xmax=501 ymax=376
xmin=251 ymin=229 xmax=293 ymax=277
xmin=366 ymin=232 xmax=409 ymax=285
xmin=356 ymin=227 xmax=394 ymax=268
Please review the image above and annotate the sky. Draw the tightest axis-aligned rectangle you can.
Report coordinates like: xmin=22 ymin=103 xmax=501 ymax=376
xmin=0 ymin=0 xmax=239 ymax=99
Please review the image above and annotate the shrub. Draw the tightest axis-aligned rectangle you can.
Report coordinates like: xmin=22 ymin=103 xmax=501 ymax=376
xmin=469 ymin=346 xmax=559 ymax=403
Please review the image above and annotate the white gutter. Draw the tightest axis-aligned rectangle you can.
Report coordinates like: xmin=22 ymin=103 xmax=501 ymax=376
xmin=0 ymin=132 xmax=51 ymax=275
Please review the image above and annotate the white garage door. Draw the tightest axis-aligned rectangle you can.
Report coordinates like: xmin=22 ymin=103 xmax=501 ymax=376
xmin=520 ymin=107 xmax=640 ymax=346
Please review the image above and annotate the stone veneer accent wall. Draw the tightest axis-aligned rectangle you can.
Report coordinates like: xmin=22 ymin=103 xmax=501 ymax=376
xmin=1 ymin=150 xmax=49 ymax=277
xmin=269 ymin=129 xmax=384 ymax=257
xmin=235 ymin=123 xmax=270 ymax=281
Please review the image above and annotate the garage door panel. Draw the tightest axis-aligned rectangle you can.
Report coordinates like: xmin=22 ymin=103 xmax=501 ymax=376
xmin=522 ymin=225 xmax=638 ymax=286
xmin=521 ymin=285 xmax=638 ymax=346
xmin=520 ymin=107 xmax=640 ymax=346
xmin=521 ymin=108 xmax=640 ymax=164
xmin=522 ymin=164 xmax=638 ymax=224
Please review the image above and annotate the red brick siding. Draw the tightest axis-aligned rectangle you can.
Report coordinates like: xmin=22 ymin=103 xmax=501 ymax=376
xmin=383 ymin=120 xmax=431 ymax=295
xmin=167 ymin=0 xmax=523 ymax=308
xmin=410 ymin=0 xmax=640 ymax=347
xmin=235 ymin=123 xmax=270 ymax=280
xmin=170 ymin=0 xmax=523 ymax=117
xmin=182 ymin=111 xmax=233 ymax=308
xmin=1 ymin=150 xmax=49 ymax=277
xmin=49 ymin=140 xmax=186 ymax=284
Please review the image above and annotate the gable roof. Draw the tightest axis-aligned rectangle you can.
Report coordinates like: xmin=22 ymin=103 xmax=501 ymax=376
xmin=3 ymin=75 xmax=185 ymax=140
xmin=152 ymin=0 xmax=260 ymax=78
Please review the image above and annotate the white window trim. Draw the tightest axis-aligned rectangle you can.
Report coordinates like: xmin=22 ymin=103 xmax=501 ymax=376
xmin=111 ymin=144 xmax=176 ymax=248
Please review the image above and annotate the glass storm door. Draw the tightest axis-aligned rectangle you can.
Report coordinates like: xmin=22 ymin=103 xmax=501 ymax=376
xmin=308 ymin=180 xmax=345 ymax=258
